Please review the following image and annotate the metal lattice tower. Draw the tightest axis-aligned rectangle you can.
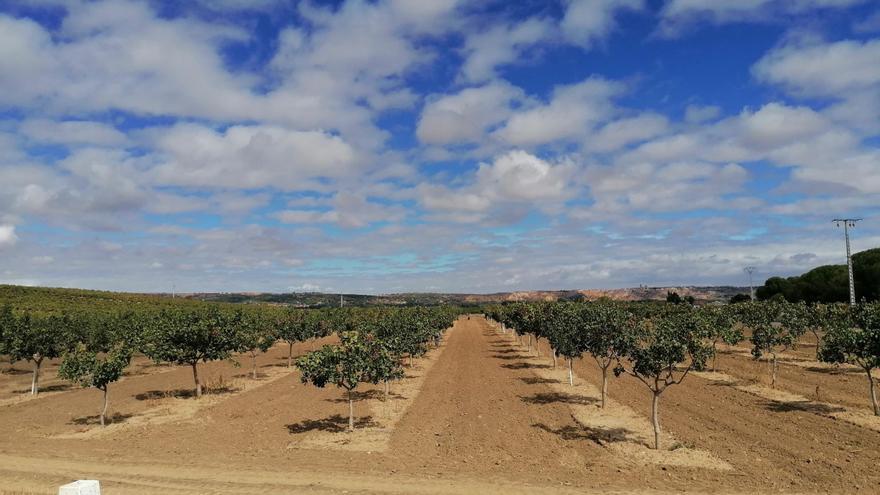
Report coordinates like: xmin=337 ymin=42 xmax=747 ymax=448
xmin=833 ymin=218 xmax=861 ymax=306
xmin=743 ymin=266 xmax=756 ymax=301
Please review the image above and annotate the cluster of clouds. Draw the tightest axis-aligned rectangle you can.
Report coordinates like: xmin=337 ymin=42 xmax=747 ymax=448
xmin=0 ymin=0 xmax=878 ymax=292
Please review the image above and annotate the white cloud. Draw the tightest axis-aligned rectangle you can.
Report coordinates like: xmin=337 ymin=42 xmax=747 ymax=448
xmin=0 ymin=224 xmax=18 ymax=248
xmin=458 ymin=18 xmax=552 ymax=84
xmin=275 ymin=192 xmax=404 ymax=228
xmin=417 ymin=82 xmax=527 ymax=145
xmin=417 ymin=150 xmax=577 ymax=222
xmin=586 ymin=113 xmax=669 ymax=152
xmin=150 ymin=124 xmax=359 ymax=190
xmin=495 ymin=77 xmax=622 ymax=146
xmin=19 ymin=119 xmax=129 ymax=147
xmin=753 ymin=38 xmax=880 ymax=97
xmin=660 ymin=0 xmax=866 ymax=34
xmin=561 ymin=0 xmax=643 ymax=48
xmin=684 ymin=104 xmax=721 ymax=123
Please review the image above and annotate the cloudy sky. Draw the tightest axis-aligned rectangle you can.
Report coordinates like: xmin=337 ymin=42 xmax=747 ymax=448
xmin=1 ymin=0 xmax=879 ymax=294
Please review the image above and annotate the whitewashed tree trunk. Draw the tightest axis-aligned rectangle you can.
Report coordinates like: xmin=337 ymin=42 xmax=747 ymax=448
xmin=100 ymin=387 xmax=109 ymax=426
xmin=568 ymin=358 xmax=573 ymax=386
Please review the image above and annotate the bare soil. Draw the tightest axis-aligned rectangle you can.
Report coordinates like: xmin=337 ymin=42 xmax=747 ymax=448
xmin=1 ymin=317 xmax=879 ymax=494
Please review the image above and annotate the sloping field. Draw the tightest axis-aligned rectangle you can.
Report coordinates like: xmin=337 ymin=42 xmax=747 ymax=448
xmin=1 ymin=317 xmax=879 ymax=494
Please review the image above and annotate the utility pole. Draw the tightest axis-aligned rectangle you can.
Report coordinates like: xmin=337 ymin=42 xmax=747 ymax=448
xmin=340 ymin=293 xmax=344 ymax=308
xmin=172 ymin=283 xmax=176 ymax=299
xmin=743 ymin=266 xmax=756 ymax=301
xmin=833 ymin=218 xmax=861 ymax=306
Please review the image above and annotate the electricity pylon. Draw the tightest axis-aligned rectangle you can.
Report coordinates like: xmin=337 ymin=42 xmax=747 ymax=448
xmin=833 ymin=218 xmax=861 ymax=306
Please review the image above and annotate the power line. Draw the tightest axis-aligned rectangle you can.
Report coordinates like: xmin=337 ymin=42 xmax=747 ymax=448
xmin=833 ymin=218 xmax=862 ymax=306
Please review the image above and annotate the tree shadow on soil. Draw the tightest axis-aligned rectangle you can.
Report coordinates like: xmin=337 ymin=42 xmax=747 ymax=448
xmin=71 ymin=412 xmax=135 ymax=426
xmin=13 ymin=383 xmax=70 ymax=393
xmin=492 ymin=353 xmax=530 ymax=360
xmin=323 ymin=389 xmax=396 ymax=402
xmin=764 ymin=399 xmax=846 ymax=414
xmin=521 ymin=392 xmax=598 ymax=406
xmin=805 ymin=366 xmax=863 ymax=375
xmin=492 ymin=348 xmax=522 ymax=354
xmin=520 ymin=377 xmax=561 ymax=385
xmin=1 ymin=367 xmax=32 ymax=376
xmin=286 ymin=414 xmax=379 ymax=434
xmin=134 ymin=386 xmax=238 ymax=400
xmin=533 ymin=422 xmax=640 ymax=446
xmin=502 ymin=362 xmax=550 ymax=370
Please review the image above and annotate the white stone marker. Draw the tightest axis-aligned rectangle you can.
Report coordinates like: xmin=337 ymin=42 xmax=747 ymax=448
xmin=58 ymin=480 xmax=101 ymax=495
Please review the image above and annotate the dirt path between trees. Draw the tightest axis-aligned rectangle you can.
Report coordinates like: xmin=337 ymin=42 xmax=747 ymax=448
xmin=2 ymin=316 xmax=879 ymax=494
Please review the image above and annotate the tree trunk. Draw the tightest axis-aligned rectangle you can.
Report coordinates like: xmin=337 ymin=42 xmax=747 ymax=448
xmin=568 ymin=358 xmax=573 ymax=387
xmin=348 ymin=389 xmax=355 ymax=431
xmin=771 ymin=353 xmax=778 ymax=389
xmin=100 ymin=387 xmax=109 ymax=427
xmin=712 ymin=346 xmax=718 ymax=372
xmin=552 ymin=349 xmax=557 ymax=368
xmin=384 ymin=380 xmax=389 ymax=402
xmin=601 ymin=364 xmax=609 ymax=408
xmin=30 ymin=358 xmax=42 ymax=395
xmin=527 ymin=334 xmax=532 ymax=353
xmin=866 ymin=367 xmax=879 ymax=416
xmin=287 ymin=342 xmax=294 ymax=369
xmin=252 ymin=353 xmax=258 ymax=379
xmin=651 ymin=390 xmax=661 ymax=450
xmin=191 ymin=362 xmax=202 ymax=398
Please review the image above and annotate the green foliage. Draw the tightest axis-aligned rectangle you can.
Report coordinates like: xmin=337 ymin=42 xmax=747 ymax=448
xmin=59 ymin=343 xmax=132 ymax=391
xmin=742 ymin=301 xmax=809 ymax=360
xmin=615 ymin=307 xmax=713 ymax=383
xmin=819 ymin=303 xmax=880 ymax=415
xmin=296 ymin=331 xmax=405 ymax=430
xmin=756 ymin=247 xmax=880 ymax=303
xmin=729 ymin=293 xmax=752 ymax=304
xmin=142 ymin=307 xmax=242 ymax=366
xmin=142 ymin=307 xmax=243 ymax=397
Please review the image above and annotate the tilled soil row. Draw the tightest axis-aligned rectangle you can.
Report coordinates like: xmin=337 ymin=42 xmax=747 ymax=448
xmin=517 ymin=326 xmax=880 ymax=493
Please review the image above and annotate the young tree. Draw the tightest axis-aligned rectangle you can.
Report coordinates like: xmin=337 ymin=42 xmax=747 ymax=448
xmin=142 ymin=307 xmax=241 ymax=398
xmin=296 ymin=331 xmax=401 ymax=430
xmin=6 ymin=312 xmax=71 ymax=394
xmin=614 ymin=308 xmax=712 ymax=450
xmin=542 ymin=303 xmax=582 ymax=385
xmin=819 ymin=303 xmax=880 ymax=415
xmin=697 ymin=305 xmax=742 ymax=372
xmin=0 ymin=305 xmax=13 ymax=367
xmin=743 ymin=301 xmax=809 ymax=389
xmin=237 ymin=311 xmax=277 ymax=379
xmin=58 ymin=343 xmax=132 ymax=426
xmin=582 ymin=303 xmax=634 ymax=407
xmin=277 ymin=309 xmax=329 ymax=368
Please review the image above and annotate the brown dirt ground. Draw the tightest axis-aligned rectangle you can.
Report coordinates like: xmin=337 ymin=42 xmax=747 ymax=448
xmin=1 ymin=317 xmax=879 ymax=494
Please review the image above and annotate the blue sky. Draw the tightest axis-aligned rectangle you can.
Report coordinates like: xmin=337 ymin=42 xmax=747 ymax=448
xmin=1 ymin=0 xmax=879 ymax=294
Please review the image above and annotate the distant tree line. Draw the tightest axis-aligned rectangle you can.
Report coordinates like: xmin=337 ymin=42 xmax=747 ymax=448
xmin=756 ymin=248 xmax=880 ymax=303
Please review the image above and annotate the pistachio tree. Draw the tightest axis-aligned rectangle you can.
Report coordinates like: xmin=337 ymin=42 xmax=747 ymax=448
xmin=142 ymin=307 xmax=241 ymax=398
xmin=698 ymin=305 xmax=742 ymax=372
xmin=742 ymin=301 xmax=809 ymax=388
xmin=614 ymin=308 xmax=712 ymax=449
xmin=58 ymin=342 xmax=132 ymax=426
xmin=296 ymin=331 xmax=402 ymax=430
xmin=582 ymin=303 xmax=635 ymax=407
xmin=276 ymin=308 xmax=329 ymax=368
xmin=237 ymin=311 xmax=277 ymax=379
xmin=819 ymin=303 xmax=880 ymax=415
xmin=6 ymin=312 xmax=72 ymax=394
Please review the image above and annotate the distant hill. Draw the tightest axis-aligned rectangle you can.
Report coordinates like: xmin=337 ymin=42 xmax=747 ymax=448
xmin=756 ymin=247 xmax=880 ymax=303
xmin=0 ymin=283 xmax=748 ymax=311
xmin=186 ymin=286 xmax=746 ymax=307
